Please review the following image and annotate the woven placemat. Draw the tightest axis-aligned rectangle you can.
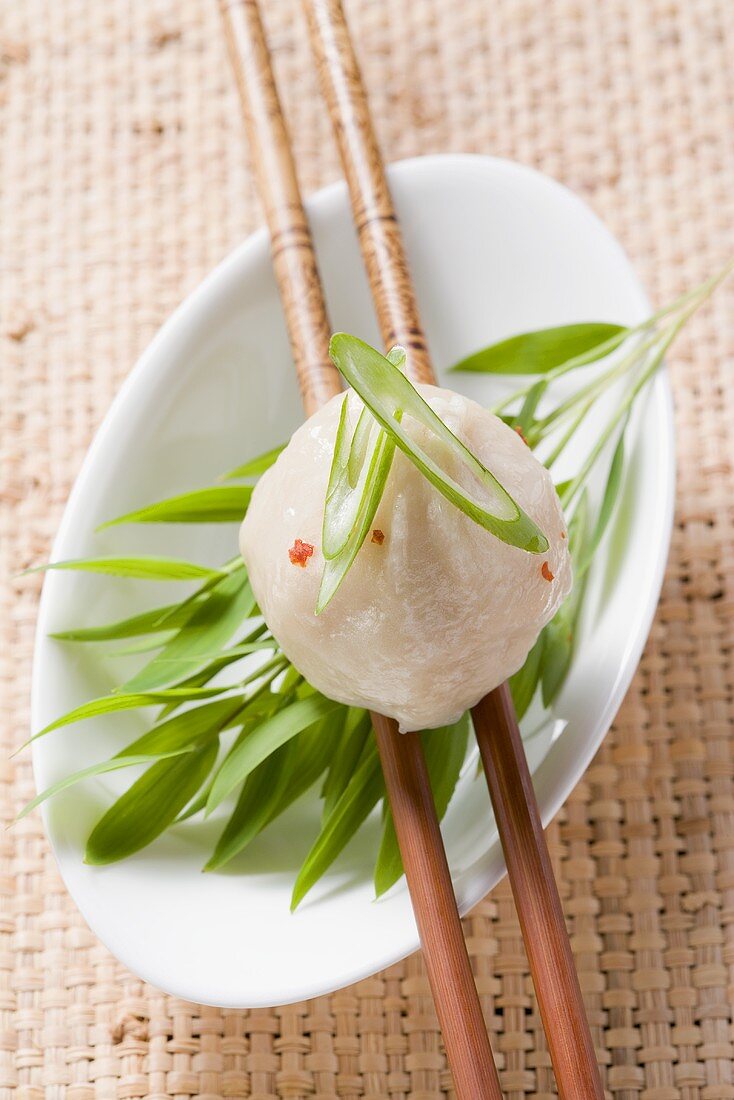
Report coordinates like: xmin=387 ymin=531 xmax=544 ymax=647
xmin=2 ymin=0 xmax=733 ymax=1096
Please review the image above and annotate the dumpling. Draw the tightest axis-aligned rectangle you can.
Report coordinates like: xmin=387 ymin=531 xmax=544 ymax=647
xmin=240 ymin=384 xmax=572 ymax=732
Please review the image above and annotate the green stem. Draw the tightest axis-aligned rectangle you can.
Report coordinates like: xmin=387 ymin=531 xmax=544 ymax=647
xmin=543 ymin=395 xmax=596 ymax=469
xmin=531 ymin=329 xmax=660 ymax=440
xmin=240 ymin=655 xmax=288 ymax=693
xmin=559 ymin=316 xmax=685 ymax=509
xmin=491 ymin=328 xmax=630 ymax=414
xmin=493 ymin=260 xmax=734 ymax=416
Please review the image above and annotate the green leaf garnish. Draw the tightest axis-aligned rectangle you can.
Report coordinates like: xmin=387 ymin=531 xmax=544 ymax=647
xmin=265 ymin=709 xmax=348 ymax=825
xmin=205 ymin=694 xmax=342 ymax=814
xmin=540 ymin=491 xmax=590 ymax=708
xmin=320 ymin=708 xmax=372 ymax=821
xmin=174 ymin=693 xmax=287 ymax=824
xmin=509 ymin=634 xmax=545 ymax=721
xmin=98 ymin=486 xmax=252 ymax=528
xmin=575 ymin=425 xmax=627 ymax=580
xmin=16 ymin=750 xmax=193 ymax=820
xmin=450 ymin=323 xmax=627 ymax=375
xmin=329 ymin=333 xmax=548 ymax=554
xmin=108 ymin=634 xmax=178 ymax=657
xmin=118 ymin=697 xmax=247 ymax=757
xmin=26 ymin=686 xmax=234 ymax=746
xmin=31 ymin=557 xmax=224 ymax=581
xmin=221 ymin=444 xmax=286 ymax=480
xmin=204 ymin=711 xmax=344 ymax=871
xmin=205 ymin=743 xmax=293 ymax=870
xmin=120 ymin=572 xmax=256 ymax=692
xmin=85 ymin=742 xmax=219 ymax=864
xmin=49 ymin=601 xmax=200 ymax=642
xmin=291 ymin=738 xmax=384 ymax=910
xmin=153 ymin=630 xmax=277 ymax=717
xmin=322 ymin=401 xmax=378 ymax=559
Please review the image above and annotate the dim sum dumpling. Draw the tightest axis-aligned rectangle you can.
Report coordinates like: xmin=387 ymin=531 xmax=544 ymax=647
xmin=240 ymin=385 xmax=572 ymax=732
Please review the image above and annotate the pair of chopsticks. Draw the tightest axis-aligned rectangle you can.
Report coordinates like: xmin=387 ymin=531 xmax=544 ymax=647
xmin=219 ymin=2 xmax=604 ymax=1097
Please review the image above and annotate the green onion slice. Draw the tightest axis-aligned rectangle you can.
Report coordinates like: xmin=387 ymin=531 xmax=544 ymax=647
xmin=328 ymin=334 xmax=548 ymax=554
xmin=322 ymin=347 xmax=405 ymax=561
xmin=317 ymin=429 xmax=397 ymax=614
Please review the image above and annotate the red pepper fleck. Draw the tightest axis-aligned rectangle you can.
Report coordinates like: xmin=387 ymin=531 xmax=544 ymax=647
xmin=514 ymin=426 xmax=529 ymax=445
xmin=371 ymin=529 xmax=385 ymax=545
xmin=541 ymin=561 xmax=554 ymax=582
xmin=289 ymin=538 xmax=314 ymax=567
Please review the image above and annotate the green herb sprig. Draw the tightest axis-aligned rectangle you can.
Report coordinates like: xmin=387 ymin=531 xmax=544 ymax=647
xmin=22 ymin=266 xmax=730 ymax=906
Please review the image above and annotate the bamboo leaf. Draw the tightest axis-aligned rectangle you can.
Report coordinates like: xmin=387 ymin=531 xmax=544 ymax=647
xmin=207 ymin=707 xmax=348 ymax=871
xmin=329 ymin=334 xmax=548 ymax=554
xmin=509 ymin=633 xmax=546 ymax=721
xmin=108 ymin=633 xmax=177 ymax=656
xmin=374 ymin=715 xmax=470 ymax=896
xmin=221 ymin=444 xmax=286 ymax=481
xmin=197 ymin=640 xmax=277 ymax=659
xmin=320 ymin=708 xmax=371 ymax=821
xmin=291 ymin=740 xmax=383 ymax=910
xmin=17 ymin=750 xmax=193 ymax=820
xmin=31 ymin=557 xmax=223 ymax=581
xmin=120 ymin=572 xmax=256 ymax=692
xmin=150 ymin=558 xmax=244 ymax=627
xmin=118 ymin=697 xmax=247 ymax=757
xmin=206 ymin=694 xmax=342 ymax=814
xmin=567 ymin=488 xmax=591 ymax=568
xmin=265 ymin=709 xmax=346 ymax=824
xmin=85 ymin=742 xmax=219 ymax=864
xmin=515 ymin=380 xmax=547 ymax=434
xmin=26 ymin=686 xmax=233 ymax=746
xmin=173 ymin=692 xmax=287 ymax=823
xmin=576 ymin=426 xmax=627 ymax=580
xmin=131 ymin=638 xmax=274 ymax=664
xmin=50 ymin=601 xmax=200 ymax=642
xmin=540 ymin=616 xmax=574 ymax=709
xmin=153 ymin=631 xmax=277 ymax=719
xmin=449 ymin=323 xmax=627 ymax=375
xmin=204 ymin=742 xmax=293 ymax=871
xmin=540 ymin=491 xmax=591 ymax=709
xmin=98 ymin=486 xmax=252 ymax=528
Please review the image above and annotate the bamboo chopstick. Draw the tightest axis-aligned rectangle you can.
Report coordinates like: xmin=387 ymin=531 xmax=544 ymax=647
xmin=474 ymin=686 xmax=605 ymax=1098
xmin=301 ymin=2 xmax=605 ymax=1097
xmin=218 ymin=0 xmax=339 ymax=417
xmin=218 ymin=3 xmax=502 ymax=1097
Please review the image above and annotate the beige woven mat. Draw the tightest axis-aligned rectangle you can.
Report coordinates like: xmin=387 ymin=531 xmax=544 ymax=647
xmin=2 ymin=0 xmax=733 ymax=1096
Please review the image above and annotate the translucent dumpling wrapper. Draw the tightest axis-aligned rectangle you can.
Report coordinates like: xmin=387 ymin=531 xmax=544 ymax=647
xmin=240 ymin=384 xmax=572 ymax=732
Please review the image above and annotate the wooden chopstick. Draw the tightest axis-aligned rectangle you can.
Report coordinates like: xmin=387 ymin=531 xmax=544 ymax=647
xmin=218 ymin=3 xmax=503 ymax=1097
xmin=218 ymin=0 xmax=339 ymax=417
xmin=474 ymin=687 xmax=605 ymax=1098
xmin=369 ymin=712 xmax=503 ymax=1099
xmin=301 ymin=2 xmax=605 ymax=1097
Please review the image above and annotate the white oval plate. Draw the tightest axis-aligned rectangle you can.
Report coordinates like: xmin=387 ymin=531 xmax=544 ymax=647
xmin=32 ymin=155 xmax=674 ymax=1008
